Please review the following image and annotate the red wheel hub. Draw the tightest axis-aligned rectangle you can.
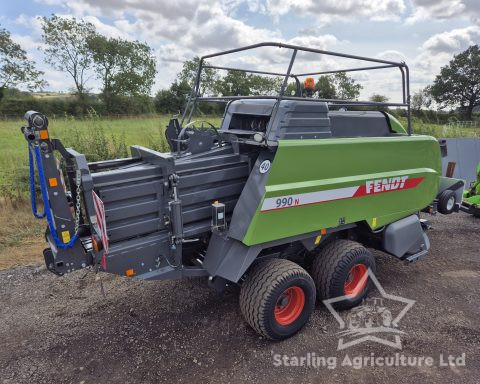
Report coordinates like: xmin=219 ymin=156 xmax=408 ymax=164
xmin=274 ymin=286 xmax=305 ymax=326
xmin=344 ymin=264 xmax=368 ymax=297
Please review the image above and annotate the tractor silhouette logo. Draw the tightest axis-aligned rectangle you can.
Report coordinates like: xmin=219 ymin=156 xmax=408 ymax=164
xmin=345 ymin=297 xmax=393 ymax=330
xmin=324 ymin=269 xmax=415 ymax=350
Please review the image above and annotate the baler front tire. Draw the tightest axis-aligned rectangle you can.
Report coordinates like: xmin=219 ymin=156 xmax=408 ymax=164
xmin=312 ymin=239 xmax=375 ymax=310
xmin=239 ymin=259 xmax=316 ymax=340
xmin=438 ymin=189 xmax=456 ymax=214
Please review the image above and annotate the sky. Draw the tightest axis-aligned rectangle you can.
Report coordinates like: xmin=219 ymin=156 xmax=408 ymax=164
xmin=1 ymin=0 xmax=480 ymax=102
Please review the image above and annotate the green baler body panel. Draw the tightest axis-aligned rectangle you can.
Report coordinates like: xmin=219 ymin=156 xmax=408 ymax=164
xmin=243 ymin=135 xmax=441 ymax=245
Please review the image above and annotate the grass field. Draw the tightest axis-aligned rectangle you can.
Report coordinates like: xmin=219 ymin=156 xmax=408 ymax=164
xmin=0 ymin=113 xmax=478 ymax=269
xmin=0 ymin=114 xmax=196 ymax=198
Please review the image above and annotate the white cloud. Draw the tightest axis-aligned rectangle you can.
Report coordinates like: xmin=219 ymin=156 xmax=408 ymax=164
xmin=377 ymin=50 xmax=407 ymax=62
xmin=181 ymin=3 xmax=280 ymax=51
xmin=421 ymin=26 xmax=480 ymax=54
xmin=10 ymin=34 xmax=43 ymax=53
xmin=82 ymin=15 xmax=132 ymax=39
xmin=265 ymin=0 xmax=406 ymax=22
xmin=407 ymin=0 xmax=480 ymax=24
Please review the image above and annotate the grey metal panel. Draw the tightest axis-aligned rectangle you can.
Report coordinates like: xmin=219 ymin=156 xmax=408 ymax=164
xmin=183 ymin=220 xmax=211 ymax=237
xmin=105 ymin=199 xmax=159 ymax=222
xmin=91 ymin=163 xmax=162 ymax=187
xmin=228 ymin=150 xmax=273 ymax=241
xmin=382 ymin=214 xmax=429 ymax=258
xmin=178 ymin=144 xmax=235 ymax=159
xmin=104 ymin=194 xmax=156 ymax=210
xmin=180 ymin=181 xmax=245 ymax=206
xmin=178 ymin=164 xmax=248 ymax=188
xmin=137 ymin=266 xmax=208 ymax=280
xmin=99 ymin=179 xmax=163 ymax=203
xmin=107 ymin=216 xmax=161 ymax=242
xmin=175 ymin=155 xmax=245 ymax=172
xmin=107 ymin=231 xmax=169 ymax=254
xmin=88 ymin=157 xmax=139 ymax=171
xmin=441 ymin=138 xmax=480 ymax=186
xmin=283 ymin=117 xmax=330 ymax=127
xmin=182 ymin=198 xmax=237 ymax=224
xmin=329 ymin=111 xmax=392 ymax=137
xmin=203 ymin=231 xmax=263 ymax=282
xmin=105 ymin=236 xmax=171 ymax=275
xmin=268 ymin=100 xmax=332 ymax=141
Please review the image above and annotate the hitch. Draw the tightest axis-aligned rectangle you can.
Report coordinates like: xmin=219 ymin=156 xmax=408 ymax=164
xmin=23 ymin=111 xmax=93 ymax=274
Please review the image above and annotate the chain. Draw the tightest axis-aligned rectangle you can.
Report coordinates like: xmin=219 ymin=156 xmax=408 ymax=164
xmin=74 ymin=170 xmax=82 ymax=234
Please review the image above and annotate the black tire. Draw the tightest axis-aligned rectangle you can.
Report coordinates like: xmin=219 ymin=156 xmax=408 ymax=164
xmin=312 ymin=239 xmax=375 ymax=310
xmin=437 ymin=189 xmax=456 ymax=214
xmin=239 ymin=258 xmax=316 ymax=340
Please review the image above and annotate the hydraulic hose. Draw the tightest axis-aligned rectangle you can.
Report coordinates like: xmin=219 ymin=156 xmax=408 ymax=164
xmin=29 ymin=143 xmax=79 ymax=249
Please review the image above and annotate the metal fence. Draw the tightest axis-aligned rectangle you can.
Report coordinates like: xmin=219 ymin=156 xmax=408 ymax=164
xmin=441 ymin=138 xmax=480 ymax=186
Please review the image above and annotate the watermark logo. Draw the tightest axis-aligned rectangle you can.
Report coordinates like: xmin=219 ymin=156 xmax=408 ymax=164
xmin=323 ymin=268 xmax=415 ymax=350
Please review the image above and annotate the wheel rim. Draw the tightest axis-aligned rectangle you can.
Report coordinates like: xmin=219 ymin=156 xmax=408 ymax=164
xmin=446 ymin=196 xmax=455 ymax=211
xmin=274 ymin=286 xmax=305 ymax=326
xmin=344 ymin=264 xmax=368 ymax=297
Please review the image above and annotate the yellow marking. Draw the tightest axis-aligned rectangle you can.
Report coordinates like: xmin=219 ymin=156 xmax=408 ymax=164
xmin=62 ymin=230 xmax=71 ymax=243
xmin=315 ymin=235 xmax=322 ymax=245
xmin=372 ymin=217 xmax=377 ymax=228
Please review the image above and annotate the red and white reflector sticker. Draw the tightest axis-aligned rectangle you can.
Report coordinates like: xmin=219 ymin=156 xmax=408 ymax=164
xmin=92 ymin=191 xmax=109 ymax=253
xmin=261 ymin=176 xmax=424 ymax=212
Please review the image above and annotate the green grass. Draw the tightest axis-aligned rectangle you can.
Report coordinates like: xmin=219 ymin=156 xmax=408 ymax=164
xmin=399 ymin=117 xmax=480 ymax=138
xmin=0 ymin=113 xmax=223 ymax=199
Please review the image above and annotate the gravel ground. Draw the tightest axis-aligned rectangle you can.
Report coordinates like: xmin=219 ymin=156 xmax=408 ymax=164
xmin=1 ymin=212 xmax=479 ymax=384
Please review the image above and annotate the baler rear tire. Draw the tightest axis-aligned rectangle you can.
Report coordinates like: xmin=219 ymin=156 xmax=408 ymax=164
xmin=239 ymin=258 xmax=316 ymax=340
xmin=312 ymin=239 xmax=375 ymax=310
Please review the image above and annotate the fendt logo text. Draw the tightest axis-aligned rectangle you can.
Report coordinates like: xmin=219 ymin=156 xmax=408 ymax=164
xmin=365 ymin=176 xmax=409 ymax=194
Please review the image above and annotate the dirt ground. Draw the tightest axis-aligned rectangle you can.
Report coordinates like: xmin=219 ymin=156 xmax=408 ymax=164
xmin=1 ymin=212 xmax=479 ymax=384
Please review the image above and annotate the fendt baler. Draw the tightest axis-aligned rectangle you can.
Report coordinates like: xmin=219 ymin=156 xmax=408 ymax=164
xmin=23 ymin=43 xmax=464 ymax=340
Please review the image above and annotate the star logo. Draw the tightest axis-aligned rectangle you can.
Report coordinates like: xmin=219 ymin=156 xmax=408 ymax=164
xmin=323 ymin=268 xmax=415 ymax=350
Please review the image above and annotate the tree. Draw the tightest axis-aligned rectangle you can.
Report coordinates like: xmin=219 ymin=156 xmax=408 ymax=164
xmin=88 ymin=34 xmax=156 ymax=112
xmin=40 ymin=15 xmax=95 ymax=103
xmin=177 ymin=57 xmax=218 ymax=96
xmin=286 ymin=81 xmax=303 ymax=96
xmin=332 ymin=72 xmax=362 ymax=100
xmin=429 ymin=45 xmax=480 ymax=120
xmin=0 ymin=27 xmax=45 ymax=102
xmin=154 ymin=80 xmax=191 ymax=114
xmin=369 ymin=94 xmax=389 ymax=111
xmin=369 ymin=94 xmax=389 ymax=103
xmin=214 ymin=71 xmax=281 ymax=96
xmin=316 ymin=75 xmax=336 ymax=99
xmin=411 ymin=88 xmax=432 ymax=111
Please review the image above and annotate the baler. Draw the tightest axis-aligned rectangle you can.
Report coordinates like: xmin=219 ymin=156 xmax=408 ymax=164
xmin=23 ymin=42 xmax=464 ymax=340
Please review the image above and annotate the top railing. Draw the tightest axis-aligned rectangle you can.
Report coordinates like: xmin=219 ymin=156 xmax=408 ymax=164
xmin=181 ymin=42 xmax=412 ymax=135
